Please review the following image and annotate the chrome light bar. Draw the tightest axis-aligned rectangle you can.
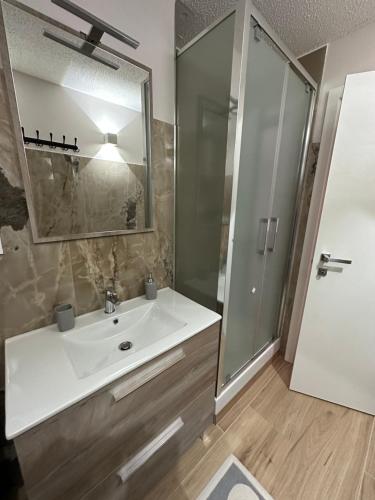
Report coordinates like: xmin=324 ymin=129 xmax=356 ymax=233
xmin=51 ymin=0 xmax=140 ymax=49
xmin=43 ymin=30 xmax=120 ymax=70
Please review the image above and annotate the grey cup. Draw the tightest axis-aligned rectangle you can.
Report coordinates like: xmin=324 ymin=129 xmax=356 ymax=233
xmin=55 ymin=304 xmax=75 ymax=332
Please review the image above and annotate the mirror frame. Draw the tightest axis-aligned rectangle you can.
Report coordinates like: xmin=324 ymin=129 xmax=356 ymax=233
xmin=0 ymin=0 xmax=154 ymax=243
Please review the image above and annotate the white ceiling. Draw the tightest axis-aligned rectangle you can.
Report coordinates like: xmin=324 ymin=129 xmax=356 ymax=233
xmin=179 ymin=0 xmax=375 ymax=56
xmin=3 ymin=2 xmax=149 ymax=111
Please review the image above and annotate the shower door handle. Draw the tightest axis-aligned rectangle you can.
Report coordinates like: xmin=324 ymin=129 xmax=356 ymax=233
xmin=257 ymin=218 xmax=270 ymax=255
xmin=267 ymin=217 xmax=279 ymax=252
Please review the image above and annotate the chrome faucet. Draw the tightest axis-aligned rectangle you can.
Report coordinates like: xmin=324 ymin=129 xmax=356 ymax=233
xmin=104 ymin=289 xmax=119 ymax=314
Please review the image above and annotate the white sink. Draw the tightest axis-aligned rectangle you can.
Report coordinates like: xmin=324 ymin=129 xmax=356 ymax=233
xmin=63 ymin=302 xmax=187 ymax=379
xmin=5 ymin=288 xmax=221 ymax=439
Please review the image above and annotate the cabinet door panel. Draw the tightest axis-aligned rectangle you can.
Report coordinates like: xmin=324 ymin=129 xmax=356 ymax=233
xmin=15 ymin=324 xmax=219 ymax=500
xmin=83 ymin=386 xmax=215 ymax=500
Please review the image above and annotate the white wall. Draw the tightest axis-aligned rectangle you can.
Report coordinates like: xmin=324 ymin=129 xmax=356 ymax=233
xmin=14 ymin=71 xmax=145 ymax=163
xmin=18 ymin=0 xmax=176 ymax=125
xmin=314 ymin=20 xmax=375 ymax=141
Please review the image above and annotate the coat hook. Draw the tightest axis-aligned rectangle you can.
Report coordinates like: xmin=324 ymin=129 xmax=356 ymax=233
xmin=36 ymin=130 xmax=42 ymax=147
xmin=21 ymin=126 xmax=28 ymax=144
xmin=49 ymin=132 xmax=56 ymax=149
xmin=62 ymin=135 xmax=68 ymax=151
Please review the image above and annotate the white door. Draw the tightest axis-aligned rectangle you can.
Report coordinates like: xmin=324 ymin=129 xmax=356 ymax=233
xmin=290 ymin=71 xmax=375 ymax=415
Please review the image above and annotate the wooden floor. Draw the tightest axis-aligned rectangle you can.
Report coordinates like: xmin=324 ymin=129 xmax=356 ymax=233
xmin=146 ymin=356 xmax=375 ymax=500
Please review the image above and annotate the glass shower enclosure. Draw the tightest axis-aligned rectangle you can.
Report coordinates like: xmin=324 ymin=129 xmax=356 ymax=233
xmin=175 ymin=13 xmax=235 ymax=311
xmin=175 ymin=0 xmax=316 ymax=395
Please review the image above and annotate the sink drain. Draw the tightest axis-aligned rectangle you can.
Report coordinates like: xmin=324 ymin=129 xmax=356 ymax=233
xmin=119 ymin=341 xmax=133 ymax=351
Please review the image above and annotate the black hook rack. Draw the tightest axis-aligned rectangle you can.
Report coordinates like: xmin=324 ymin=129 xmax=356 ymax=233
xmin=21 ymin=127 xmax=79 ymax=152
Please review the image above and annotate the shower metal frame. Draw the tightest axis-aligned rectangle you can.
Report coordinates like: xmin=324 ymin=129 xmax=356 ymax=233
xmin=176 ymin=0 xmax=317 ymax=396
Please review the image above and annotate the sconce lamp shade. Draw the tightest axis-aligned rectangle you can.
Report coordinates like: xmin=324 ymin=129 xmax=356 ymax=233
xmin=104 ymin=133 xmax=118 ymax=145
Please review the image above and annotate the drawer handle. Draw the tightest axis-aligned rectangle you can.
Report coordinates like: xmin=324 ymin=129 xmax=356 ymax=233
xmin=110 ymin=347 xmax=185 ymax=403
xmin=116 ymin=416 xmax=184 ymax=483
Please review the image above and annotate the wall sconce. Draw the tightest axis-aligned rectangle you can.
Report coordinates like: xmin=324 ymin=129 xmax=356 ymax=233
xmin=104 ymin=133 xmax=118 ymax=145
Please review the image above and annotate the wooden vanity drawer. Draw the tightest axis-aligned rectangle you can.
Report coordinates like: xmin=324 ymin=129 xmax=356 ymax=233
xmin=15 ymin=322 xmax=219 ymax=500
xmin=83 ymin=385 xmax=215 ymax=500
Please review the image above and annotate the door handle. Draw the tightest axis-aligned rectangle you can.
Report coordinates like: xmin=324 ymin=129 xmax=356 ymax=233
xmin=318 ymin=252 xmax=352 ymax=277
xmin=257 ymin=218 xmax=270 ymax=255
xmin=320 ymin=253 xmax=352 ymax=265
xmin=267 ymin=217 xmax=279 ymax=252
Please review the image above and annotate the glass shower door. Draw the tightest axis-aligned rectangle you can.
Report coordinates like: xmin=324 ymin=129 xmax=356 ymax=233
xmin=254 ymin=67 xmax=312 ymax=354
xmin=222 ymin=22 xmax=313 ymax=384
xmin=222 ymin=24 xmax=288 ymax=382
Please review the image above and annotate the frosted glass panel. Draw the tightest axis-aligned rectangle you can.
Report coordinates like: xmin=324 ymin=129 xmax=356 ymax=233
xmin=254 ymin=68 xmax=312 ymax=354
xmin=175 ymin=14 xmax=235 ymax=310
xmin=223 ymin=28 xmax=287 ymax=381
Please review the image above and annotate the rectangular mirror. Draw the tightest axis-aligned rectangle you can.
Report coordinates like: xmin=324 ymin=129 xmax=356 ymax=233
xmin=2 ymin=0 xmax=153 ymax=242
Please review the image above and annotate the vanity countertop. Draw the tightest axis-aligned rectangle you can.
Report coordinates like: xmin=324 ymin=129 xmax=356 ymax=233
xmin=5 ymin=288 xmax=221 ymax=440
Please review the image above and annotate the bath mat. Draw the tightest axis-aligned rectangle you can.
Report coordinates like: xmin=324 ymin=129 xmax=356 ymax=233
xmin=197 ymin=455 xmax=274 ymax=500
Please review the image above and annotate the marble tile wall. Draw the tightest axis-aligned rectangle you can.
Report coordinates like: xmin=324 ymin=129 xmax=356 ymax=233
xmin=26 ymin=150 xmax=147 ymax=237
xmin=280 ymin=142 xmax=320 ymax=350
xmin=0 ymin=65 xmax=174 ymax=388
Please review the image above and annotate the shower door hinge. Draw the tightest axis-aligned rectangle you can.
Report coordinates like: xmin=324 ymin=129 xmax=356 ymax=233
xmin=254 ymin=25 xmax=262 ymax=42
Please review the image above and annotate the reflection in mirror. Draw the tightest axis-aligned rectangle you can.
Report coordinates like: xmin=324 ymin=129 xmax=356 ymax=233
xmin=3 ymin=0 xmax=153 ymax=242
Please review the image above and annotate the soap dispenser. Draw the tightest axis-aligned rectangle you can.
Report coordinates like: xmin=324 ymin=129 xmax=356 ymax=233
xmin=145 ymin=273 xmax=157 ymax=300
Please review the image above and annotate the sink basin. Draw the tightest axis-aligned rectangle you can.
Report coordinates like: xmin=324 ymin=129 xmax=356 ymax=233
xmin=63 ymin=302 xmax=187 ymax=379
xmin=6 ymin=287 xmax=222 ymax=439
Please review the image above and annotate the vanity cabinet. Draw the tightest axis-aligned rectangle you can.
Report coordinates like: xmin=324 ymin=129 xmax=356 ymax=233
xmin=14 ymin=322 xmax=220 ymax=500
